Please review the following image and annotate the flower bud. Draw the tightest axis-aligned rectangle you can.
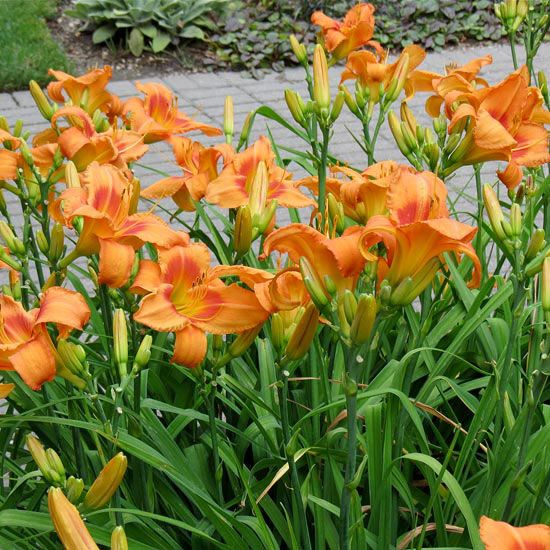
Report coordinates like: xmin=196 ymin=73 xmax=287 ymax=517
xmin=284 ymin=303 xmax=319 ymax=361
xmin=65 ymin=161 xmax=81 ymax=188
xmin=0 ymin=221 xmax=16 ymax=251
xmin=400 ymin=121 xmax=418 ymax=152
xmin=350 ymin=294 xmax=377 ymax=345
xmin=313 ymin=44 xmax=331 ymax=112
xmin=337 ymin=296 xmax=351 ymax=338
xmin=299 ymin=256 xmax=329 ymax=308
xmin=0 ymin=248 xmax=22 ymax=271
xmin=327 ymin=193 xmax=345 ymax=233
xmin=29 ymin=80 xmax=55 ymax=120
xmin=49 ymin=223 xmax=65 ymax=263
xmin=340 ymin=85 xmax=360 ymax=117
xmin=237 ymin=110 xmax=255 ymax=150
xmin=83 ymin=453 xmax=128 ymax=511
xmin=323 ymin=274 xmax=337 ymax=296
xmin=13 ymin=119 xmax=23 ymax=138
xmin=330 ymin=91 xmax=345 ymax=123
xmin=342 ymin=290 xmax=358 ymax=325
xmin=511 ymin=0 xmax=528 ymax=31
xmin=285 ymin=89 xmax=307 ymax=127
xmin=257 ymin=200 xmax=277 ymax=234
xmin=133 ymin=334 xmax=152 ymax=372
xmin=400 ymin=102 xmax=417 ymax=135
xmin=249 ymin=160 xmax=268 ymax=219
xmin=27 ymin=434 xmax=57 ymax=483
xmin=0 ymin=116 xmax=8 ymax=132
xmin=271 ymin=313 xmax=285 ymax=354
xmin=525 ymin=250 xmax=549 ymax=277
xmin=113 ymin=309 xmax=128 ymax=379
xmin=509 ymin=203 xmax=522 ymax=238
xmin=224 ymin=96 xmax=234 ymax=143
xmin=388 ymin=111 xmax=409 ymax=155
xmin=48 ymin=488 xmax=99 ymax=550
xmin=234 ymin=204 xmax=253 ymax=257
xmin=66 ymin=476 xmax=85 ymax=503
xmin=46 ymin=448 xmax=66 ymax=484
xmin=542 ymin=257 xmax=550 ymax=322
xmin=483 ymin=184 xmax=506 ymax=241
xmin=228 ymin=324 xmax=263 ymax=358
xmin=289 ymin=34 xmax=307 ymax=64
xmin=36 ymin=230 xmax=49 ymax=256
xmin=424 ymin=142 xmax=440 ymax=171
xmin=386 ymin=53 xmax=410 ymax=103
xmin=111 ymin=526 xmax=129 ymax=550
xmin=526 ymin=229 xmax=545 ymax=261
xmin=538 ymin=71 xmax=548 ymax=98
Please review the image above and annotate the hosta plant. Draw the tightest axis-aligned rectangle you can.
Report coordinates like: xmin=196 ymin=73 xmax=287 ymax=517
xmin=0 ymin=1 xmax=549 ymax=549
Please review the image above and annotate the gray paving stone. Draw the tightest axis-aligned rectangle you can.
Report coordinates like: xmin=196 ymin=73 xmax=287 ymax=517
xmin=11 ymin=90 xmax=37 ymax=108
xmin=0 ymin=93 xmax=17 ymax=110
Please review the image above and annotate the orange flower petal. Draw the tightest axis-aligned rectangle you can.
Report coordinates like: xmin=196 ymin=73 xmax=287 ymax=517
xmin=480 ymin=515 xmax=550 ymax=550
xmin=497 ymin=162 xmax=523 ymax=190
xmin=134 ymin=283 xmax=188 ymax=332
xmin=0 ymin=383 xmax=15 ymax=399
xmin=141 ymin=177 xmax=186 ymax=200
xmin=511 ymin=123 xmax=550 ymax=167
xmin=172 ymin=325 xmax=207 ymax=368
xmin=98 ymin=239 xmax=135 ymax=288
xmin=0 ymin=295 xmax=36 ymax=349
xmin=474 ymin=110 xmax=517 ymax=150
xmin=8 ymin=331 xmax=56 ymax=390
xmin=35 ymin=287 xmax=91 ymax=338
xmin=130 ymin=259 xmax=162 ymax=295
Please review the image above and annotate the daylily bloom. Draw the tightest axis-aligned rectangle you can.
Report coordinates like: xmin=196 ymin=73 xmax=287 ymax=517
xmin=48 ymin=106 xmax=147 ymax=172
xmin=0 ymin=130 xmax=21 ymax=180
xmin=341 ymin=45 xmax=426 ymax=104
xmin=442 ymin=67 xmax=550 ymax=187
xmin=260 ymin=223 xmax=366 ymax=302
xmin=141 ymin=137 xmax=232 ymax=211
xmin=123 ymin=82 xmax=222 ymax=143
xmin=132 ymin=244 xmax=270 ymax=368
xmin=0 ymin=287 xmax=90 ymax=390
xmin=51 ymin=162 xmax=185 ymax=288
xmin=359 ymin=215 xmax=481 ymax=304
xmin=479 ymin=516 xmax=550 ymax=549
xmin=311 ymin=4 xmax=380 ymax=61
xmin=205 ymin=136 xmax=315 ymax=211
xmin=301 ymin=161 xmax=448 ymax=225
xmin=405 ymin=54 xmax=493 ymax=110
xmin=47 ymin=66 xmax=116 ymax=116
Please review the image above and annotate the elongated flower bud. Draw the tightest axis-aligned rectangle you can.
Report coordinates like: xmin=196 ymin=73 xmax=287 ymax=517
xmin=340 ymin=85 xmax=360 ymax=117
xmin=45 ymin=448 xmax=66 ymax=486
xmin=386 ymin=53 xmax=410 ymax=103
xmin=57 ymin=339 xmax=89 ymax=378
xmin=133 ymin=334 xmax=152 ymax=372
xmin=313 ymin=45 xmax=330 ymax=112
xmin=350 ymin=294 xmax=377 ymax=345
xmin=36 ymin=230 xmax=49 ymax=256
xmin=113 ymin=309 xmax=128 ymax=379
xmin=0 ymin=248 xmax=22 ymax=271
xmin=400 ymin=121 xmax=418 ymax=152
xmin=249 ymin=161 xmax=268 ymax=219
xmin=0 ymin=221 xmax=16 ymax=251
xmin=400 ymin=102 xmax=417 ymax=135
xmin=224 ymin=96 xmax=234 ymax=143
xmin=83 ymin=453 xmax=128 ymax=511
xmin=66 ymin=476 xmax=85 ymax=503
xmin=285 ymin=89 xmax=307 ymax=126
xmin=483 ymin=184 xmax=506 ymax=241
xmin=234 ymin=204 xmax=253 ymax=257
xmin=285 ymin=303 xmax=319 ymax=361
xmin=299 ymin=256 xmax=329 ymax=308
xmin=228 ymin=324 xmax=263 ymax=358
xmin=237 ymin=110 xmax=255 ymax=150
xmin=30 ymin=80 xmax=54 ymax=120
xmin=65 ymin=161 xmax=81 ymax=188
xmin=509 ymin=203 xmax=522 ymax=238
xmin=111 ymin=526 xmax=129 ymax=550
xmin=330 ymin=91 xmax=345 ymax=123
xmin=49 ymin=488 xmax=99 ymax=549
xmin=342 ymin=290 xmax=357 ymax=325
xmin=526 ymin=229 xmax=545 ymax=261
xmin=49 ymin=223 xmax=65 ymax=263
xmin=27 ymin=434 xmax=57 ymax=483
xmin=289 ymin=34 xmax=307 ymax=64
xmin=327 ymin=193 xmax=345 ymax=233
xmin=388 ymin=111 xmax=409 ymax=155
xmin=538 ymin=71 xmax=548 ymax=98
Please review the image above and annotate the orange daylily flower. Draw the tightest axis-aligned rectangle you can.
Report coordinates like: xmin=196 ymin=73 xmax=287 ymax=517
xmin=260 ymin=223 xmax=366 ymax=299
xmin=48 ymin=106 xmax=147 ymax=172
xmin=443 ymin=67 xmax=550 ymax=187
xmin=0 ymin=130 xmax=20 ymax=180
xmin=123 ymin=82 xmax=222 ymax=143
xmin=341 ymin=45 xmax=426 ymax=104
xmin=480 ymin=516 xmax=550 ymax=549
xmin=141 ymin=137 xmax=233 ymax=211
xmin=0 ymin=287 xmax=90 ymax=390
xmin=359 ymin=215 xmax=481 ymax=303
xmin=47 ymin=66 xmax=116 ymax=115
xmin=205 ymin=136 xmax=315 ymax=210
xmin=51 ymin=162 xmax=186 ymax=288
xmin=132 ymin=244 xmax=270 ymax=368
xmin=311 ymin=3 xmax=380 ymax=61
xmin=405 ymin=54 xmax=493 ymax=111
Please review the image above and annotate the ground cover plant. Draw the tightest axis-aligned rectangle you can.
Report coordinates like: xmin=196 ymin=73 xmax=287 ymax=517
xmin=0 ymin=0 xmax=71 ymax=92
xmin=0 ymin=1 xmax=549 ymax=548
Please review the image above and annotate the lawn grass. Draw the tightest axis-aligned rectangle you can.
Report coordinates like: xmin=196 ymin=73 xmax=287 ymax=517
xmin=0 ymin=0 xmax=71 ymax=92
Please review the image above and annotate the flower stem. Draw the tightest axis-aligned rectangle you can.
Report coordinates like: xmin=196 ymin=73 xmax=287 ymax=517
xmin=207 ymin=374 xmax=224 ymax=504
xmin=318 ymin=127 xmax=330 ymax=231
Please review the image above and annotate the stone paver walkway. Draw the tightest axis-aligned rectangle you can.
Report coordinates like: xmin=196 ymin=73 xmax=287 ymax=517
xmin=1 ymin=41 xmax=548 ymax=225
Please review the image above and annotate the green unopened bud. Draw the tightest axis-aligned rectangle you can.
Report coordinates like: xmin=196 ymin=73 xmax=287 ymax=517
xmin=350 ymin=294 xmax=377 ymax=345
xmin=501 ymin=219 xmax=514 ymax=239
xmin=340 ymin=85 xmax=360 ymax=117
xmin=511 ymin=0 xmax=528 ymax=31
xmin=300 ymin=256 xmax=329 ymax=308
xmin=228 ymin=325 xmax=262 ymax=358
xmin=234 ymin=204 xmax=253 ymax=257
xmin=257 ymin=200 xmax=277 ymax=235
xmin=323 ymin=275 xmax=337 ymax=296
xmin=388 ymin=111 xmax=409 ymax=155
xmin=509 ymin=203 xmax=522 ymax=238
xmin=538 ymin=71 xmax=548 ymax=98
xmin=29 ymin=80 xmax=54 ymax=120
xmin=237 ymin=110 xmax=255 ymax=150
xmin=27 ymin=435 xmax=57 ymax=483
xmin=433 ymin=114 xmax=447 ymax=138
xmin=66 ymin=476 xmax=85 ymax=503
xmin=285 ymin=89 xmax=306 ymax=126
xmin=542 ymin=257 xmax=550 ymax=319
xmin=313 ymin=45 xmax=331 ymax=112
xmin=342 ymin=290 xmax=358 ymax=325
xmin=337 ymin=297 xmax=351 ymax=338
xmin=65 ymin=161 xmax=80 ymax=188
xmin=525 ymin=248 xmax=549 ymax=277
xmin=386 ymin=53 xmax=410 ymax=103
xmin=46 ymin=448 xmax=66 ymax=484
xmin=57 ymin=339 xmax=89 ymax=378
xmin=36 ymin=230 xmax=49 ymax=256
xmin=113 ymin=309 xmax=128 ymax=379
xmin=289 ymin=34 xmax=307 ymax=64
xmin=424 ymin=142 xmax=440 ymax=171
xmin=271 ymin=313 xmax=285 ymax=354
xmin=503 ymin=390 xmax=516 ymax=433
xmin=284 ymin=303 xmax=319 ymax=361
xmin=49 ymin=223 xmax=65 ymax=263
xmin=526 ymin=229 xmax=545 ymax=261
xmin=483 ymin=184 xmax=506 ymax=241
xmin=401 ymin=121 xmax=418 ymax=152
xmin=223 ymin=96 xmax=234 ymax=144
xmin=378 ymin=281 xmax=392 ymax=305
xmin=327 ymin=193 xmax=345 ymax=233
xmin=330 ymin=91 xmax=345 ymax=123
xmin=0 ymin=221 xmax=17 ymax=252
xmin=0 ymin=116 xmax=8 ymax=132
xmin=0 ymin=248 xmax=22 ymax=271
xmin=83 ymin=453 xmax=128 ymax=511
xmin=133 ymin=334 xmax=152 ymax=372
xmin=111 ymin=526 xmax=128 ymax=550
xmin=13 ymin=119 xmax=23 ymax=138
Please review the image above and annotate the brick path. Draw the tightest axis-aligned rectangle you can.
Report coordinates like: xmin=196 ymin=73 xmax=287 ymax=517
xmin=1 ymin=41 xmax=549 ymax=228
